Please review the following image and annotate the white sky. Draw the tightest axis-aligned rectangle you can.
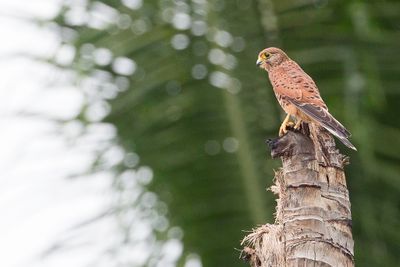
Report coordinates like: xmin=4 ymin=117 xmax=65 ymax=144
xmin=0 ymin=1 xmax=116 ymax=266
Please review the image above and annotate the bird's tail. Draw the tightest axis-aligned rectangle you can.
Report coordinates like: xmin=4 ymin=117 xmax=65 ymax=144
xmin=289 ymin=99 xmax=357 ymax=151
xmin=323 ymin=126 xmax=357 ymax=151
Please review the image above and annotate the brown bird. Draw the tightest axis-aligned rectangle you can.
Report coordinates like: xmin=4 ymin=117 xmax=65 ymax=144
xmin=256 ymin=47 xmax=356 ymax=150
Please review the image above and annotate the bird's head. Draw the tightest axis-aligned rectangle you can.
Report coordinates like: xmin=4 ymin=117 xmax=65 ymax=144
xmin=256 ymin=47 xmax=289 ymax=71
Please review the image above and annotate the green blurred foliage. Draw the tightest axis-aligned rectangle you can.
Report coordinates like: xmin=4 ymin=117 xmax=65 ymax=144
xmin=54 ymin=0 xmax=400 ymax=266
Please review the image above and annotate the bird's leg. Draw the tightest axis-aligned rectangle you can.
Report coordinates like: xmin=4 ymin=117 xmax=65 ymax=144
xmin=294 ymin=119 xmax=302 ymax=130
xmin=279 ymin=114 xmax=291 ymax=136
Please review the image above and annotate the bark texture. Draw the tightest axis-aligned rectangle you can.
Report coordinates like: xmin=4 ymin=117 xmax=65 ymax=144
xmin=241 ymin=124 xmax=354 ymax=267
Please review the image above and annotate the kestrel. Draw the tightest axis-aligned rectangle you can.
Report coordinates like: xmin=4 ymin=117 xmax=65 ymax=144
xmin=256 ymin=47 xmax=356 ymax=150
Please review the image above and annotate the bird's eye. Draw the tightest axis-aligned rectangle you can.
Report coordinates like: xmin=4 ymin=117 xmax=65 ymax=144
xmin=263 ymin=52 xmax=270 ymax=59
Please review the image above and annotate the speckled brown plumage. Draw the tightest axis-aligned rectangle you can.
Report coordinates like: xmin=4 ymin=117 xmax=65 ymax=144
xmin=256 ymin=47 xmax=356 ymax=150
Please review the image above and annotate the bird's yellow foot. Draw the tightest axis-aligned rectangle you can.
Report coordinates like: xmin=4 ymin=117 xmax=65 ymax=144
xmin=294 ymin=119 xmax=302 ymax=130
xmin=279 ymin=125 xmax=286 ymax=136
xmin=279 ymin=114 xmax=291 ymax=136
xmin=279 ymin=121 xmax=295 ymax=136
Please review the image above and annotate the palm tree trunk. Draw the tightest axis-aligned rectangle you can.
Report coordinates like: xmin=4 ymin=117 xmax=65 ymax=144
xmin=241 ymin=124 xmax=354 ymax=267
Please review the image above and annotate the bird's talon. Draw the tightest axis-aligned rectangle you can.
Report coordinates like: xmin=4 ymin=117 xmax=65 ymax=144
xmin=278 ymin=114 xmax=291 ymax=136
xmin=294 ymin=119 xmax=302 ymax=130
xmin=279 ymin=126 xmax=288 ymax=136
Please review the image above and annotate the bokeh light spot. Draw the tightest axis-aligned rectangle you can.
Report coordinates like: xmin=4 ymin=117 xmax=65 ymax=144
xmin=124 ymin=152 xmax=140 ymax=168
xmin=191 ymin=20 xmax=207 ymax=36
xmin=137 ymin=166 xmax=153 ymax=185
xmin=115 ymin=76 xmax=130 ymax=92
xmin=191 ymin=64 xmax=208 ymax=80
xmin=55 ymin=44 xmax=76 ymax=66
xmin=85 ymin=100 xmax=111 ymax=122
xmin=223 ymin=137 xmax=239 ymax=153
xmin=118 ymin=14 xmax=132 ymax=29
xmin=168 ymin=227 xmax=184 ymax=240
xmin=204 ymin=140 xmax=220 ymax=155
xmin=122 ymin=0 xmax=143 ymax=10
xmin=112 ymin=57 xmax=137 ymax=76
xmin=93 ymin=47 xmax=113 ymax=66
xmin=208 ymin=48 xmax=226 ymax=65
xmin=185 ymin=254 xmax=203 ymax=267
xmin=231 ymin=36 xmax=246 ymax=52
xmin=214 ymin=30 xmax=233 ymax=47
xmin=131 ymin=19 xmax=150 ymax=35
xmin=209 ymin=71 xmax=230 ymax=89
xmin=172 ymin=13 xmax=191 ymax=30
xmin=171 ymin=34 xmax=190 ymax=50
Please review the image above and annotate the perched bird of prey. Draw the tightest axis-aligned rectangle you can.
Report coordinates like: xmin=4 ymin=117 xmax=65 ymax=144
xmin=256 ymin=47 xmax=356 ymax=150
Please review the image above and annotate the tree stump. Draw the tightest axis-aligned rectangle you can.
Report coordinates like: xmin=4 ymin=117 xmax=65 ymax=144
xmin=241 ymin=124 xmax=354 ymax=267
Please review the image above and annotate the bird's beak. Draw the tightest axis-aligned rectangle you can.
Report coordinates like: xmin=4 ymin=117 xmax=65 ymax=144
xmin=256 ymin=58 xmax=263 ymax=68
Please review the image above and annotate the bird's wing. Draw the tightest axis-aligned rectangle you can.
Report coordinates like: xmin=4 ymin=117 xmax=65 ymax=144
xmin=289 ymin=98 xmax=351 ymax=138
xmin=288 ymin=98 xmax=356 ymax=150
